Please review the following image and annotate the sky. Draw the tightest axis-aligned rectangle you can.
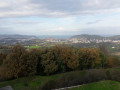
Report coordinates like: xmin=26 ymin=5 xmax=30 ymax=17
xmin=0 ymin=0 xmax=120 ymax=35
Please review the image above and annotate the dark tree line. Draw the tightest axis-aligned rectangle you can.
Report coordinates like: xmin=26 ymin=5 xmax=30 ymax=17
xmin=0 ymin=44 xmax=116 ymax=80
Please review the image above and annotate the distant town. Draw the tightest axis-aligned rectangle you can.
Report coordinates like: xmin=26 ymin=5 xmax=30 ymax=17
xmin=0 ymin=34 xmax=120 ymax=46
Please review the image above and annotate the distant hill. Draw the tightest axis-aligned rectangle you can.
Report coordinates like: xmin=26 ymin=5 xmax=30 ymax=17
xmin=109 ymin=35 xmax=120 ymax=40
xmin=71 ymin=34 xmax=105 ymax=40
xmin=71 ymin=34 xmax=120 ymax=40
xmin=0 ymin=35 xmax=38 ymax=39
xmin=0 ymin=35 xmax=38 ymax=45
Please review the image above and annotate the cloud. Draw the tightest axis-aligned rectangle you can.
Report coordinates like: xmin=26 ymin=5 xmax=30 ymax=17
xmin=0 ymin=26 xmax=15 ymax=34
xmin=0 ymin=0 xmax=120 ymax=18
xmin=13 ymin=21 xmax=43 ymax=24
xmin=80 ymin=26 xmax=120 ymax=35
xmin=86 ymin=20 xmax=103 ymax=24
xmin=0 ymin=0 xmax=120 ymax=35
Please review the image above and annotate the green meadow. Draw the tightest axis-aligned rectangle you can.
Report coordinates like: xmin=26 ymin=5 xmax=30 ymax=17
xmin=70 ymin=80 xmax=120 ymax=90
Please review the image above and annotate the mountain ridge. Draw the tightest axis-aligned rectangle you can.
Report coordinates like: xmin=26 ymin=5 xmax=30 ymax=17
xmin=71 ymin=34 xmax=120 ymax=40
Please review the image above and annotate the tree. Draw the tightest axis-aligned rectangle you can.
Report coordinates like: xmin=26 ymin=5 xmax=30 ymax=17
xmin=79 ymin=48 xmax=101 ymax=69
xmin=4 ymin=53 xmax=21 ymax=78
xmin=99 ymin=44 xmax=109 ymax=56
xmin=99 ymin=51 xmax=107 ymax=68
xmin=20 ymin=52 xmax=38 ymax=76
xmin=3 ymin=44 xmax=38 ymax=78
xmin=0 ymin=53 xmax=7 ymax=65
xmin=41 ymin=50 xmax=58 ymax=75
xmin=3 ymin=44 xmax=26 ymax=78
xmin=67 ymin=49 xmax=79 ymax=70
xmin=11 ymin=44 xmax=25 ymax=55
xmin=59 ymin=46 xmax=79 ymax=71
xmin=29 ymin=48 xmax=47 ymax=75
xmin=106 ymin=57 xmax=113 ymax=68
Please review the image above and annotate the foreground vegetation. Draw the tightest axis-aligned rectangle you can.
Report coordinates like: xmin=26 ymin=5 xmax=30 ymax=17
xmin=0 ymin=68 xmax=120 ymax=90
xmin=0 ymin=74 xmax=59 ymax=90
xmin=41 ymin=68 xmax=120 ymax=90
xmin=0 ymin=44 xmax=120 ymax=89
xmin=1 ymin=44 xmax=117 ymax=80
xmin=70 ymin=80 xmax=120 ymax=90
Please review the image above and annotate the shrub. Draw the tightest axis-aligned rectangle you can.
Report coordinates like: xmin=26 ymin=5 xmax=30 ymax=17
xmin=0 ymin=66 xmax=10 ymax=81
xmin=106 ymin=70 xmax=112 ymax=80
xmin=40 ymin=80 xmax=56 ymax=90
xmin=84 ymin=69 xmax=107 ymax=83
xmin=41 ymin=69 xmax=108 ymax=89
xmin=110 ymin=70 xmax=120 ymax=82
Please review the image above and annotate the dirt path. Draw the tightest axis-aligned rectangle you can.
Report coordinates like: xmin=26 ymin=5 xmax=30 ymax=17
xmin=53 ymin=84 xmax=84 ymax=90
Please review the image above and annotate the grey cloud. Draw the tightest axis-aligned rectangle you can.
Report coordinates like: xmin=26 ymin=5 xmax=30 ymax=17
xmin=80 ymin=27 xmax=120 ymax=35
xmin=31 ymin=0 xmax=120 ymax=11
xmin=0 ymin=27 xmax=15 ymax=34
xmin=30 ymin=0 xmax=120 ymax=14
xmin=0 ymin=0 xmax=120 ymax=18
xmin=86 ymin=20 xmax=103 ymax=24
xmin=13 ymin=21 xmax=43 ymax=24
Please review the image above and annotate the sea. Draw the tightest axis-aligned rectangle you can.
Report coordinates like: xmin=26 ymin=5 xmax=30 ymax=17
xmin=37 ymin=35 xmax=73 ymax=39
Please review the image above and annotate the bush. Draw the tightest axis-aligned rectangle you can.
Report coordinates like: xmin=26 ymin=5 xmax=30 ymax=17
xmin=110 ymin=70 xmax=120 ymax=82
xmin=41 ymin=69 xmax=108 ymax=89
xmin=0 ymin=66 xmax=10 ymax=81
xmin=106 ymin=70 xmax=112 ymax=80
xmin=41 ymin=80 xmax=56 ymax=90
xmin=84 ymin=69 xmax=107 ymax=83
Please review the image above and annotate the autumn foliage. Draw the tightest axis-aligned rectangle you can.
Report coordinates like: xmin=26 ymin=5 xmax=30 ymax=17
xmin=0 ymin=44 xmax=116 ymax=80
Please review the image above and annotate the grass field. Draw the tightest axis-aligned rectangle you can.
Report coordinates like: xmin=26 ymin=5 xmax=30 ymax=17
xmin=28 ymin=44 xmax=56 ymax=49
xmin=28 ymin=46 xmax=41 ymax=49
xmin=0 ymin=71 xmax=86 ymax=90
xmin=0 ymin=75 xmax=59 ymax=90
xmin=70 ymin=80 xmax=120 ymax=90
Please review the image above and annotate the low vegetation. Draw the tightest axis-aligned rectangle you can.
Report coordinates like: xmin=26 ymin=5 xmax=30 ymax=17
xmin=41 ymin=68 xmax=120 ymax=90
xmin=70 ymin=80 xmax=120 ymax=90
xmin=0 ymin=68 xmax=119 ymax=90
xmin=0 ymin=74 xmax=59 ymax=90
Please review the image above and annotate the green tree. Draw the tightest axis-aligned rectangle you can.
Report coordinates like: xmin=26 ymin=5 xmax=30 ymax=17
xmin=30 ymin=48 xmax=47 ymax=75
xmin=41 ymin=50 xmax=58 ymax=75
xmin=99 ymin=51 xmax=107 ymax=68
xmin=20 ymin=52 xmax=38 ymax=76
